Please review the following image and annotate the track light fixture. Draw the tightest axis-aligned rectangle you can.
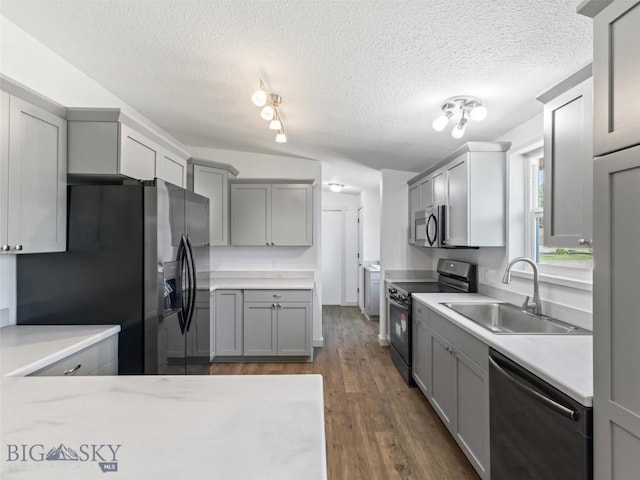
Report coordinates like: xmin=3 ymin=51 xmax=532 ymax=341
xmin=251 ymin=81 xmax=287 ymax=143
xmin=432 ymin=96 xmax=487 ymax=138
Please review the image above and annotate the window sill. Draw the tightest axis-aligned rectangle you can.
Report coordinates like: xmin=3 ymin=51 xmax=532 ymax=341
xmin=510 ymin=266 xmax=592 ymax=291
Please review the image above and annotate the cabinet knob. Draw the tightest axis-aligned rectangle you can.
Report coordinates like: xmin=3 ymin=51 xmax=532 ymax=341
xmin=1 ymin=245 xmax=10 ymax=252
xmin=578 ymin=238 xmax=592 ymax=246
xmin=273 ymin=294 xmax=283 ymax=298
xmin=266 ymin=242 xmax=270 ymax=246
xmin=270 ymin=242 xmax=275 ymax=246
xmin=272 ymin=303 xmax=277 ymax=308
xmin=14 ymin=244 xmax=23 ymax=251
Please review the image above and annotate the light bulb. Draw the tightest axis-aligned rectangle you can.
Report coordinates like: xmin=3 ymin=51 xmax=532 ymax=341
xmin=261 ymin=105 xmax=275 ymax=121
xmin=451 ymin=118 xmax=467 ymax=139
xmin=251 ymin=88 xmax=267 ymax=107
xmin=275 ymin=130 xmax=287 ymax=143
xmin=470 ymin=105 xmax=487 ymax=121
xmin=432 ymin=114 xmax=450 ymax=132
xmin=329 ymin=183 xmax=343 ymax=193
xmin=269 ymin=116 xmax=282 ymax=130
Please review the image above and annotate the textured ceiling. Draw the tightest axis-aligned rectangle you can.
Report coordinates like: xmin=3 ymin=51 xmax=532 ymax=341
xmin=0 ymin=0 xmax=592 ymax=191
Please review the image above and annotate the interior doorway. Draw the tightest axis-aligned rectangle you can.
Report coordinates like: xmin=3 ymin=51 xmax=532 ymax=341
xmin=321 ymin=209 xmax=344 ymax=305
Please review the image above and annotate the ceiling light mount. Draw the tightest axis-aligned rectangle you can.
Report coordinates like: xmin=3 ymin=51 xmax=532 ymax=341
xmin=328 ymin=183 xmax=344 ymax=193
xmin=252 ymin=81 xmax=287 ymax=143
xmin=432 ymin=95 xmax=487 ymax=138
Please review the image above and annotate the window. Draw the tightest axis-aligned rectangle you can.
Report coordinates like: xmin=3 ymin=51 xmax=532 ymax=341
xmin=526 ymin=149 xmax=593 ymax=270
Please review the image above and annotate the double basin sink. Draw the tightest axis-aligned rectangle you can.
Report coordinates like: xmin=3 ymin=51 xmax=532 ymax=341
xmin=441 ymin=302 xmax=591 ymax=335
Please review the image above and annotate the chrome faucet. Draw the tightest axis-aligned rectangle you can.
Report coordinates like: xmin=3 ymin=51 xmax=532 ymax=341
xmin=501 ymin=257 xmax=543 ymax=316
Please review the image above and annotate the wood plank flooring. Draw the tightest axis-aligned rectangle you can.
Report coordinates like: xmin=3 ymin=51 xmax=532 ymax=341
xmin=210 ymin=306 xmax=479 ymax=480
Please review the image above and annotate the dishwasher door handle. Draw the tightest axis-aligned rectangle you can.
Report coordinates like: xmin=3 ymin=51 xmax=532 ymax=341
xmin=489 ymin=356 xmax=580 ymax=422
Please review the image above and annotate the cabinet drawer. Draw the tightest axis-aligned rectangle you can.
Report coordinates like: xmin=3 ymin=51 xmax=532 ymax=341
xmin=244 ymin=289 xmax=312 ymax=303
xmin=29 ymin=336 xmax=118 ymax=377
xmin=429 ymin=310 xmax=488 ymax=370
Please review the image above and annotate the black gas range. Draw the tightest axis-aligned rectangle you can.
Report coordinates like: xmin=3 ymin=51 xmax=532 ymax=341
xmin=387 ymin=259 xmax=477 ymax=385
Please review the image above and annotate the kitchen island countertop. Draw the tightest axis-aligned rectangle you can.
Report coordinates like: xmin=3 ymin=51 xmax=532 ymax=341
xmin=0 ymin=374 xmax=327 ymax=480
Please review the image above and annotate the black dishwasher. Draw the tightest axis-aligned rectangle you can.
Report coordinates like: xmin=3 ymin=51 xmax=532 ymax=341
xmin=489 ymin=349 xmax=592 ymax=480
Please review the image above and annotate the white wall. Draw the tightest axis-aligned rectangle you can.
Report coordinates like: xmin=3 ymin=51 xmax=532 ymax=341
xmin=322 ymin=191 xmax=359 ymax=305
xmin=187 ymin=146 xmax=324 ymax=345
xmin=378 ymin=169 xmax=433 ymax=341
xmin=0 ymin=17 xmax=184 ymax=328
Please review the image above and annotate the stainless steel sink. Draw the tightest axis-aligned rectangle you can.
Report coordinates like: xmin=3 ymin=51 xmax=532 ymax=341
xmin=440 ymin=302 xmax=591 ymax=335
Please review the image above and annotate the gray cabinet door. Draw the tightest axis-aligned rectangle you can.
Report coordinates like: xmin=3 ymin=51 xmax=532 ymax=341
xmin=230 ymin=183 xmax=271 ymax=246
xmin=543 ymin=78 xmax=593 ymax=247
xmin=158 ymin=150 xmax=187 ymax=188
xmin=444 ymin=156 xmax=468 ymax=247
xmin=412 ymin=304 xmax=430 ymax=396
xmin=432 ymin=169 xmax=446 ymax=204
xmin=593 ymin=1 xmax=640 ymax=156
xmin=276 ymin=302 xmax=311 ymax=355
xmin=244 ymin=302 xmax=277 ymax=355
xmin=4 ymin=95 xmax=66 ymax=254
xmin=271 ymin=183 xmax=313 ymax=246
xmin=186 ymin=190 xmax=210 ymax=248
xmin=593 ymin=144 xmax=640 ymax=480
xmin=455 ymin=350 xmax=489 ymax=479
xmin=193 ymin=165 xmax=231 ymax=246
xmin=429 ymin=329 xmax=456 ymax=430
xmin=420 ymin=177 xmax=433 ymax=207
xmin=214 ymin=290 xmax=243 ymax=356
xmin=408 ymin=183 xmax=420 ymax=244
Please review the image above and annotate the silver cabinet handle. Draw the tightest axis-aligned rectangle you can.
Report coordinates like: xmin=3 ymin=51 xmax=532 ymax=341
xmin=63 ymin=364 xmax=82 ymax=375
xmin=266 ymin=242 xmax=270 ymax=246
xmin=272 ymin=294 xmax=282 ymax=298
xmin=1 ymin=245 xmax=10 ymax=252
xmin=14 ymin=244 xmax=23 ymax=251
xmin=203 ymin=242 xmax=209 ymax=247
xmin=270 ymin=242 xmax=275 ymax=246
xmin=272 ymin=303 xmax=276 ymax=308
xmin=578 ymin=239 xmax=592 ymax=246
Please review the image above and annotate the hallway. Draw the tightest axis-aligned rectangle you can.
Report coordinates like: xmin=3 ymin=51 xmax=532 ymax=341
xmin=210 ymin=306 xmax=479 ymax=479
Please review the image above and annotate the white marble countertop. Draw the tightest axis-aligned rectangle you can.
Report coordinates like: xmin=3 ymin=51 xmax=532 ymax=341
xmin=207 ymin=278 xmax=315 ymax=292
xmin=0 ymin=325 xmax=121 ymax=377
xmin=0 ymin=374 xmax=327 ymax=480
xmin=413 ymin=293 xmax=593 ymax=406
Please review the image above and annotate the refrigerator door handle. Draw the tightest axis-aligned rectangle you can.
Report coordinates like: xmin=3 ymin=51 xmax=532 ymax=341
xmin=184 ymin=236 xmax=197 ymax=332
xmin=177 ymin=235 xmax=189 ymax=334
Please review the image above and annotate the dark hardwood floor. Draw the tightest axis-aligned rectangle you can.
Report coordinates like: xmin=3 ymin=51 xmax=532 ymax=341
xmin=210 ymin=305 xmax=479 ymax=480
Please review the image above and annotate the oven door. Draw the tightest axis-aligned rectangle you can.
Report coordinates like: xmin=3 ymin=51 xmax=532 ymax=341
xmin=388 ymin=297 xmax=411 ymax=365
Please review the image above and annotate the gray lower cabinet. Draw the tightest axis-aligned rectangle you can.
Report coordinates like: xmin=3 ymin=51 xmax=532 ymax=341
xmin=214 ymin=290 xmax=243 ymax=356
xmin=188 ymin=292 xmax=211 ymax=359
xmin=593 ymin=144 xmax=640 ymax=480
xmin=243 ymin=301 xmax=278 ymax=356
xmin=29 ymin=335 xmax=118 ymax=376
xmin=411 ymin=303 xmax=431 ymax=396
xmin=243 ymin=290 xmax=313 ymax=357
xmin=0 ymin=90 xmax=67 ymax=254
xmin=363 ymin=267 xmax=380 ymax=318
xmin=419 ymin=305 xmax=490 ymax=480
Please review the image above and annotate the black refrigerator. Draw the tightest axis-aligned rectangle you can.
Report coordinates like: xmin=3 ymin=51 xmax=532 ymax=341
xmin=16 ymin=179 xmax=210 ymax=375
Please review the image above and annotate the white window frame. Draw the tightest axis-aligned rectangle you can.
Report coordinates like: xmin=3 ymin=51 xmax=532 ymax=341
xmin=511 ymin=146 xmax=593 ymax=291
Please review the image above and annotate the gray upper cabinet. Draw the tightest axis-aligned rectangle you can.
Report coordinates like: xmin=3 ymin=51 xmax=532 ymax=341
xmin=230 ymin=183 xmax=271 ymax=246
xmin=593 ymin=0 xmax=640 ymax=156
xmin=539 ymin=73 xmax=593 ymax=247
xmin=432 ymin=169 xmax=446 ymax=204
xmin=189 ymin=159 xmax=238 ymax=246
xmin=444 ymin=144 xmax=509 ymax=247
xmin=158 ymin=149 xmax=187 ymax=188
xmin=408 ymin=184 xmax=420 ymax=244
xmin=67 ymin=108 xmax=190 ymax=183
xmin=0 ymin=90 xmax=67 ymax=254
xmin=230 ymin=180 xmax=313 ymax=247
